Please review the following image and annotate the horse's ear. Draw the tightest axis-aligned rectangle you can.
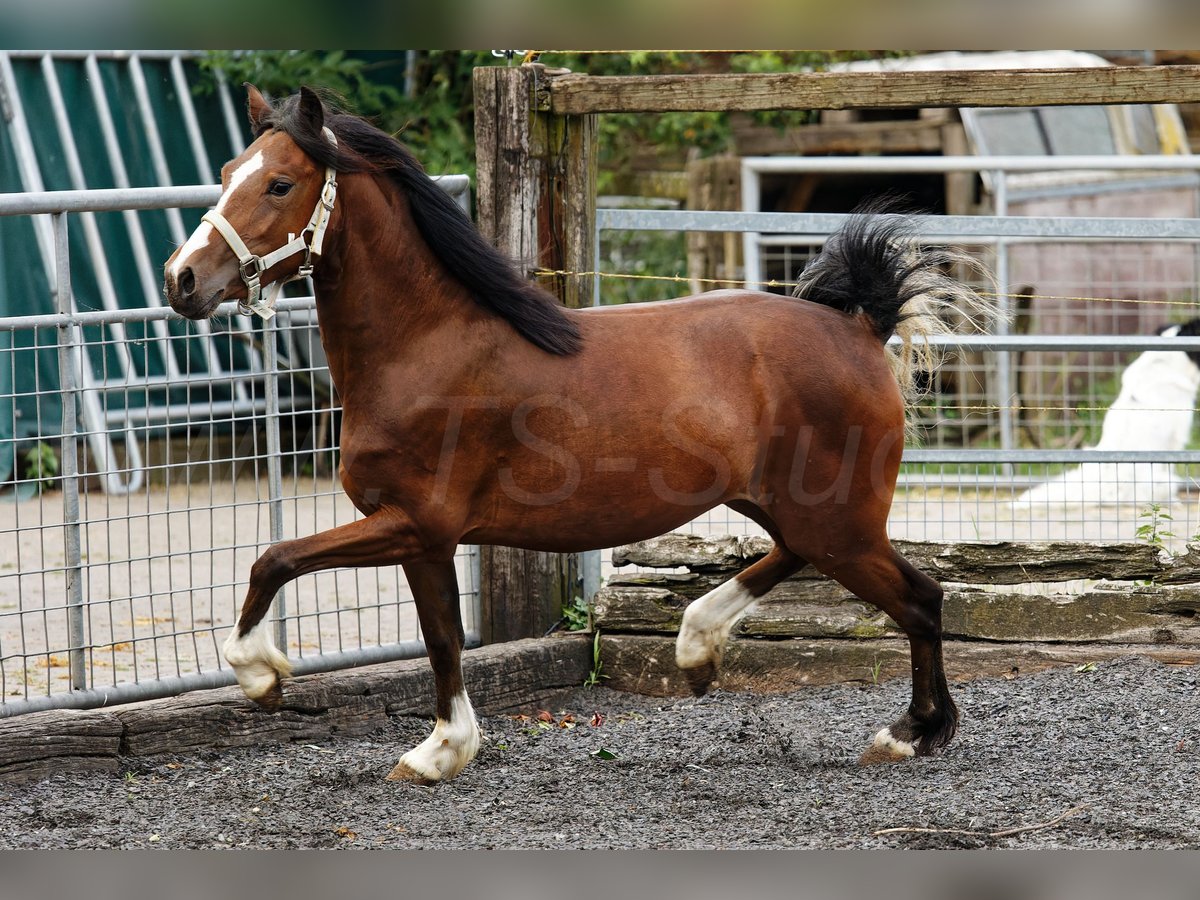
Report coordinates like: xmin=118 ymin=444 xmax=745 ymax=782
xmin=245 ymin=84 xmax=271 ymax=135
xmin=296 ymin=86 xmax=325 ymax=138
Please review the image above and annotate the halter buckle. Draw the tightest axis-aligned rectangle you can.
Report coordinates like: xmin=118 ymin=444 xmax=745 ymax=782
xmin=239 ymin=256 xmax=265 ymax=283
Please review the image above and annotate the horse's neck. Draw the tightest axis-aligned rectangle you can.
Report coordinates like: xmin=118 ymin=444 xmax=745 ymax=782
xmin=311 ymin=173 xmax=488 ymax=396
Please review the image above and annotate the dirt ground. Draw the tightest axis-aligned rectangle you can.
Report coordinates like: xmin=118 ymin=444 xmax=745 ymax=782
xmin=1 ymin=654 xmax=1196 ymax=849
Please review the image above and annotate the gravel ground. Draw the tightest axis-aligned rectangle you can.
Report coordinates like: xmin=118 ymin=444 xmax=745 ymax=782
xmin=1 ymin=655 xmax=1197 ymax=849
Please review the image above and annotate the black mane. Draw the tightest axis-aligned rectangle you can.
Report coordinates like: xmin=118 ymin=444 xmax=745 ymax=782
xmin=258 ymin=91 xmax=582 ymax=356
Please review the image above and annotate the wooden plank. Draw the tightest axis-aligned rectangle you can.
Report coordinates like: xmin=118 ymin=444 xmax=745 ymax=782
xmin=594 ymin=579 xmax=1200 ymax=645
xmin=731 ymin=115 xmax=945 ymax=156
xmin=473 ymin=65 xmax=571 ymax=641
xmin=117 ymin=634 xmax=592 ymax=757
xmin=536 ymin=110 xmax=597 ymax=309
xmin=601 ymin=633 xmax=1200 ymax=697
xmin=0 ymin=710 xmax=123 ymax=782
xmin=611 ymin=533 xmax=1200 ymax=585
xmin=0 ymin=637 xmax=592 ymax=780
xmin=547 ymin=66 xmax=1200 ymax=115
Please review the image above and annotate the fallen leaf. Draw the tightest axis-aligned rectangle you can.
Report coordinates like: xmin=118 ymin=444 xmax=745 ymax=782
xmin=536 ymin=710 xmax=554 ymax=723
xmin=558 ymin=714 xmax=576 ymax=729
xmin=592 ymin=748 xmax=618 ymax=761
xmin=335 ymin=826 xmax=357 ymax=840
xmin=590 ymin=712 xmax=605 ymax=727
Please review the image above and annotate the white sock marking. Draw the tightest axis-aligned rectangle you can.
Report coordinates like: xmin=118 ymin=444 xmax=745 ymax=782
xmin=675 ymin=577 xmax=757 ymax=671
xmin=223 ymin=620 xmax=292 ymax=701
xmin=395 ymin=692 xmax=481 ymax=781
xmin=871 ymin=726 xmax=916 ymax=758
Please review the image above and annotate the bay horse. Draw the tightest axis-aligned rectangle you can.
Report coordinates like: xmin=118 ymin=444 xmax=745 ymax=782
xmin=163 ymin=85 xmax=992 ymax=783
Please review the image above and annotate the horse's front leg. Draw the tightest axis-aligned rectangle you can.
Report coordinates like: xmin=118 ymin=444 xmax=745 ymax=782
xmin=223 ymin=509 xmax=429 ymax=708
xmin=386 ymin=559 xmax=480 ymax=784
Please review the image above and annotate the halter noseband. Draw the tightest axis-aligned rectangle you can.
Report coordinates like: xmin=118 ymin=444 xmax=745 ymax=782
xmin=202 ymin=127 xmax=339 ymax=319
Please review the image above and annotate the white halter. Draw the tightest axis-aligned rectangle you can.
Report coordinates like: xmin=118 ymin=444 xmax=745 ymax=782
xmin=202 ymin=127 xmax=339 ymax=319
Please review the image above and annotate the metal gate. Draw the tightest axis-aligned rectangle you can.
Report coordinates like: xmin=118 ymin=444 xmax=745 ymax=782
xmin=0 ymin=53 xmax=480 ymax=716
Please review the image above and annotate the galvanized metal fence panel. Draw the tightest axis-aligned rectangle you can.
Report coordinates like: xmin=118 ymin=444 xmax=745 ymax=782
xmin=0 ymin=184 xmax=478 ymax=717
xmin=592 ymin=186 xmax=1200 ymax=582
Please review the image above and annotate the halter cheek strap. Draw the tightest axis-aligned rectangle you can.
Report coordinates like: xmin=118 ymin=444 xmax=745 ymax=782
xmin=202 ymin=126 xmax=339 ymax=319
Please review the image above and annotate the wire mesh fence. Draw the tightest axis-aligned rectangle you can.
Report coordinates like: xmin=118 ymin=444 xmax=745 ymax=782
xmin=593 ymin=199 xmax=1200 ymax=578
xmin=0 ymin=295 xmax=480 ymax=716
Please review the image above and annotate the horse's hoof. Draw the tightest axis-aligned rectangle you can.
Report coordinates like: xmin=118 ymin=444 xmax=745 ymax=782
xmin=250 ymin=679 xmax=284 ymax=712
xmin=681 ymin=661 xmax=718 ymax=696
xmin=858 ymin=726 xmax=917 ymax=765
xmin=385 ymin=760 xmax=438 ymax=785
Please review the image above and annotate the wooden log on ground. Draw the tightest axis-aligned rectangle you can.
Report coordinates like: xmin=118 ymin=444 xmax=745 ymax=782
xmin=0 ymin=711 xmax=124 ymax=782
xmin=0 ymin=635 xmax=591 ymax=782
xmin=600 ymin=633 xmax=1200 ymax=697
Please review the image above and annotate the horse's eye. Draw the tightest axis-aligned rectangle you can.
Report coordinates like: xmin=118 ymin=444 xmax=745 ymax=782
xmin=268 ymin=180 xmax=293 ymax=197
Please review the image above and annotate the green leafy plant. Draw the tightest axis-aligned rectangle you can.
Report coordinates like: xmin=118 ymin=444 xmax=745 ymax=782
xmin=22 ymin=441 xmax=59 ymax=492
xmin=561 ymin=594 xmax=592 ymax=631
xmin=1136 ymin=503 xmax=1175 ymax=550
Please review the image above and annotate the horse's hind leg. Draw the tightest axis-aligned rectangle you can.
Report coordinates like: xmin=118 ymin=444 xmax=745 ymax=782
xmin=820 ymin=543 xmax=958 ymax=762
xmin=675 ymin=542 xmax=806 ymax=695
xmin=386 ymin=558 xmax=481 ymax=784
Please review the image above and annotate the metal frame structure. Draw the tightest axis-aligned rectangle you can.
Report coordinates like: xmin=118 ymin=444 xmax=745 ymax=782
xmin=587 ymin=197 xmax=1200 ymax=584
xmin=0 ymin=182 xmax=476 ymax=720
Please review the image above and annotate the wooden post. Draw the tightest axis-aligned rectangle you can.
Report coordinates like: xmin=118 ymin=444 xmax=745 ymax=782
xmin=472 ymin=64 xmax=598 ymax=643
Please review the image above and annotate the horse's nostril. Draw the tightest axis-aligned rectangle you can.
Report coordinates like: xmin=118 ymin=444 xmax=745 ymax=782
xmin=179 ymin=268 xmax=196 ymax=298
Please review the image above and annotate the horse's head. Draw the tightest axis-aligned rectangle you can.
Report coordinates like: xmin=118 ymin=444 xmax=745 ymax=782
xmin=164 ymin=85 xmax=337 ymax=319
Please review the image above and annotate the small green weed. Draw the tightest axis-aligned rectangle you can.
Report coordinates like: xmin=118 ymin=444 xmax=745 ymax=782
xmin=22 ymin=441 xmax=59 ymax=492
xmin=868 ymin=654 xmax=883 ymax=685
xmin=1136 ymin=503 xmax=1174 ymax=550
xmin=584 ymin=630 xmax=607 ymax=688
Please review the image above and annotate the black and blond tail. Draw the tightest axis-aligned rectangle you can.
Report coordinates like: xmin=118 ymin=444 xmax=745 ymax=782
xmin=792 ymin=197 xmax=996 ymax=401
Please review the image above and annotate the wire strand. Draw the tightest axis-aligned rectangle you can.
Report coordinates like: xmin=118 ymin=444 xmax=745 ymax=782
xmin=532 ymin=267 xmax=1200 ymax=309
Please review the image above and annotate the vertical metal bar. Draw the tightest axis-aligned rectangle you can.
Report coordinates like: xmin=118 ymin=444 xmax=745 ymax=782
xmin=992 ymin=171 xmax=1014 ymax=473
xmin=129 ymin=55 xmax=248 ymax=403
xmin=53 ymin=213 xmax=87 ymax=691
xmin=83 ymin=54 xmax=182 ymax=379
xmin=262 ymin=315 xmax=288 ymax=655
xmin=581 ymin=549 xmax=602 ymax=606
xmin=741 ymin=163 xmax=762 ymax=288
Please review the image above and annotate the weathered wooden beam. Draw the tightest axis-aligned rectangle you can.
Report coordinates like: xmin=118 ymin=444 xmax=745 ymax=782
xmin=730 ymin=114 xmax=945 ymax=156
xmin=473 ymin=65 xmax=578 ymax=640
xmin=594 ymin=579 xmax=1200 ymax=645
xmin=0 ymin=636 xmax=592 ymax=782
xmin=612 ymin=533 xmax=1200 ymax=585
xmin=600 ymin=633 xmax=1200 ymax=697
xmin=546 ymin=66 xmax=1200 ymax=115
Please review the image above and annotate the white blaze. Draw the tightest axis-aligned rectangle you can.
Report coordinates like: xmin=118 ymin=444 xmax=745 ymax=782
xmin=170 ymin=150 xmax=265 ymax=277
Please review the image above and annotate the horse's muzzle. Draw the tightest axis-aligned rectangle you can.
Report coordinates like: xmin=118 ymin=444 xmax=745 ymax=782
xmin=164 ymin=268 xmax=224 ymax=320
